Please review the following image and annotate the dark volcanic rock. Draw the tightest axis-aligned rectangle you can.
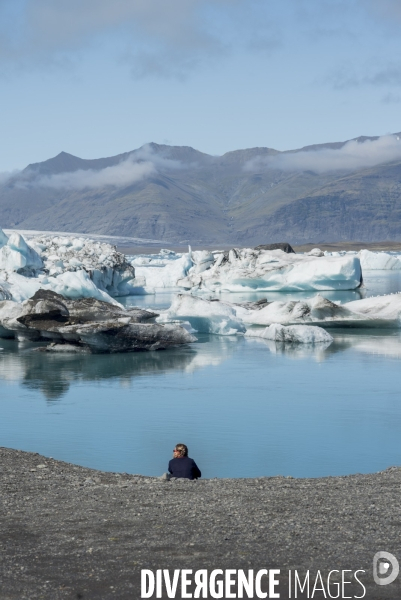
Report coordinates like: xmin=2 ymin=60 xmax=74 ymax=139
xmin=255 ymin=242 xmax=295 ymax=253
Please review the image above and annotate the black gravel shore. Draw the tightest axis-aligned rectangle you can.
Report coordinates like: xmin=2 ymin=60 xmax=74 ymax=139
xmin=1 ymin=447 xmax=400 ymax=600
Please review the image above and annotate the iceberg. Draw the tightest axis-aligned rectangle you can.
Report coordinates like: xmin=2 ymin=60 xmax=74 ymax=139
xmin=0 ymin=233 xmax=43 ymax=273
xmin=137 ymin=247 xmax=362 ymax=293
xmin=134 ymin=254 xmax=193 ymax=292
xmin=42 ymin=270 xmax=123 ymax=305
xmin=156 ymin=294 xmax=246 ymax=335
xmin=0 ymin=270 xmax=121 ymax=306
xmin=155 ymin=291 xmax=401 ymax=335
xmin=0 ymin=290 xmax=196 ymax=352
xmin=245 ymin=323 xmax=333 ymax=344
xmin=359 ymin=249 xmax=401 ymax=270
xmin=307 ymin=248 xmax=325 ymax=257
xmin=0 ymin=228 xmax=139 ymax=304
xmin=32 ymin=233 xmax=136 ymax=296
xmin=243 ymin=293 xmax=401 ymax=328
xmin=0 ymin=228 xmax=8 ymax=248
xmin=344 ymin=294 xmax=401 ymax=322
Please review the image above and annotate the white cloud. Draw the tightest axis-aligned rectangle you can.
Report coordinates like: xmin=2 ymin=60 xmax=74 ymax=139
xmin=244 ymin=135 xmax=401 ymax=174
xmin=23 ymin=145 xmax=182 ymax=190
xmin=37 ymin=158 xmax=156 ymax=190
xmin=0 ymin=0 xmax=276 ymax=78
xmin=0 ymin=169 xmax=20 ymax=185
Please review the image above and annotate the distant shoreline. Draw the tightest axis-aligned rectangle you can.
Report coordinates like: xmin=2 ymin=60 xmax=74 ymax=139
xmin=120 ymin=241 xmax=401 ymax=254
xmin=5 ymin=227 xmax=401 ymax=253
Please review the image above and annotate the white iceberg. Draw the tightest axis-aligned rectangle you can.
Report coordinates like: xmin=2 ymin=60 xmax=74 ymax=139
xmin=132 ymin=248 xmax=362 ymax=294
xmin=359 ymin=249 xmax=401 ymax=270
xmin=307 ymin=248 xmax=324 ymax=257
xmin=0 ymin=269 xmax=121 ymax=306
xmin=143 ymin=248 xmax=362 ymax=293
xmin=0 ymin=228 xmax=139 ymax=304
xmin=156 ymin=294 xmax=246 ymax=335
xmin=245 ymin=323 xmax=333 ymax=344
xmin=33 ymin=233 xmax=136 ymax=296
xmin=130 ymin=249 xmax=182 ymax=268
xmin=134 ymin=254 xmax=193 ymax=291
xmin=345 ymin=294 xmax=401 ymax=322
xmin=243 ymin=293 xmax=401 ymax=328
xmin=43 ymin=270 xmax=123 ymax=305
xmin=0 ymin=232 xmax=43 ymax=273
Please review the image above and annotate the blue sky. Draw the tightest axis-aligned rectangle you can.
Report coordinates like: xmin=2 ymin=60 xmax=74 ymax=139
xmin=1 ymin=0 xmax=401 ymax=171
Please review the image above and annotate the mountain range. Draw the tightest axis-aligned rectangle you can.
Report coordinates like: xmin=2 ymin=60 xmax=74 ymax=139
xmin=2 ymin=134 xmax=401 ymax=245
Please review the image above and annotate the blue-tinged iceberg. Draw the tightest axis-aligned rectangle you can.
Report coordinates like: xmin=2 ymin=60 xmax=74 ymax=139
xmin=156 ymin=293 xmax=246 ymax=335
xmin=134 ymin=247 xmax=363 ymax=293
xmin=0 ymin=228 xmax=136 ymax=304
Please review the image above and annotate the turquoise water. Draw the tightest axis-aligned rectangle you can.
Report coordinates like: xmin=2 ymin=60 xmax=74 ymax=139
xmin=0 ymin=271 xmax=401 ymax=478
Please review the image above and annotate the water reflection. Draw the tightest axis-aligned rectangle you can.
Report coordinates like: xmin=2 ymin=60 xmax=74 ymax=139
xmin=0 ymin=335 xmax=239 ymax=400
xmin=331 ymin=330 xmax=401 ymax=359
xmin=1 ymin=328 xmax=401 ymax=401
xmin=1 ymin=326 xmax=401 ymax=477
xmin=243 ymin=328 xmax=401 ymax=362
xmin=244 ymin=337 xmax=333 ymax=361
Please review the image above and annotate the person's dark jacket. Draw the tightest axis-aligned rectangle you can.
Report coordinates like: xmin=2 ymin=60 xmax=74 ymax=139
xmin=168 ymin=457 xmax=201 ymax=480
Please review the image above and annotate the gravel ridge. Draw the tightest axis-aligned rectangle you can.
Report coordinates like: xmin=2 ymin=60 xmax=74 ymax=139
xmin=1 ymin=447 xmax=400 ymax=599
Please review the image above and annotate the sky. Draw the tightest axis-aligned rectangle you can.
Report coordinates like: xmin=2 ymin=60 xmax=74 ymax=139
xmin=1 ymin=0 xmax=401 ymax=171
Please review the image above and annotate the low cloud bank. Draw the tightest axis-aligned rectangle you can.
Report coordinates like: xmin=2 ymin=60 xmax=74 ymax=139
xmin=0 ymin=169 xmax=21 ymax=185
xmin=38 ymin=158 xmax=156 ymax=190
xmin=245 ymin=135 xmax=401 ymax=174
xmin=21 ymin=146 xmax=182 ymax=191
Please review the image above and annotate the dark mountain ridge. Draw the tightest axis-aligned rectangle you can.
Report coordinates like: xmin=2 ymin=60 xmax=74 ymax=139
xmin=2 ymin=135 xmax=401 ymax=245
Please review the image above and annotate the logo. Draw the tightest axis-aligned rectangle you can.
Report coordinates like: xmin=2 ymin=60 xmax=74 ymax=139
xmin=373 ymin=551 xmax=399 ymax=586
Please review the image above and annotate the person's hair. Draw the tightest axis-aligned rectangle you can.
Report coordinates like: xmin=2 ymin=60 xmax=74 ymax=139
xmin=174 ymin=443 xmax=188 ymax=457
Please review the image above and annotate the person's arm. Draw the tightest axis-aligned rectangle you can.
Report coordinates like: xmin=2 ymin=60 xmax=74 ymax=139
xmin=168 ymin=460 xmax=173 ymax=475
xmin=192 ymin=460 xmax=201 ymax=479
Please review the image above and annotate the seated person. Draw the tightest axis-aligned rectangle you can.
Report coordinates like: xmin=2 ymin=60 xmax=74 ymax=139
xmin=168 ymin=443 xmax=201 ymax=480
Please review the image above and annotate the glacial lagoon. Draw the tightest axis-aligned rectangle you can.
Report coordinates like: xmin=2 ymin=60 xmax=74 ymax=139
xmin=0 ymin=270 xmax=401 ymax=479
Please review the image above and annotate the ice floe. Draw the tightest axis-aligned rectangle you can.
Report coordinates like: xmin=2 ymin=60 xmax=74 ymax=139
xmin=154 ymin=290 xmax=401 ymax=334
xmin=243 ymin=293 xmax=401 ymax=328
xmin=245 ymin=323 xmax=333 ymax=344
xmin=156 ymin=294 xmax=246 ymax=335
